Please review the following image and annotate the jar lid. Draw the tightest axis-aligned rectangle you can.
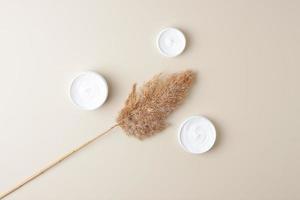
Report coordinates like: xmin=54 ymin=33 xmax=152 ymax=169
xmin=70 ymin=71 xmax=108 ymax=110
xmin=178 ymin=116 xmax=216 ymax=154
xmin=157 ymin=27 xmax=186 ymax=57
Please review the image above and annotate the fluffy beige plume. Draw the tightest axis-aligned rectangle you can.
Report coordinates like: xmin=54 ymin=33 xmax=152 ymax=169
xmin=117 ymin=70 xmax=196 ymax=139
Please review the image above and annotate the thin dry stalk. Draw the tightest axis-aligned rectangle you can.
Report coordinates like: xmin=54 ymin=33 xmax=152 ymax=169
xmin=0 ymin=70 xmax=196 ymax=199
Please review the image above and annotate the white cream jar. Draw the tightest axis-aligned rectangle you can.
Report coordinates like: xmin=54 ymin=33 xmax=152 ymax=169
xmin=70 ymin=71 xmax=108 ymax=110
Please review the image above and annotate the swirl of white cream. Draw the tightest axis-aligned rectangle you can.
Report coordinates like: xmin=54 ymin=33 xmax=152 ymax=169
xmin=70 ymin=71 xmax=108 ymax=110
xmin=178 ymin=116 xmax=216 ymax=154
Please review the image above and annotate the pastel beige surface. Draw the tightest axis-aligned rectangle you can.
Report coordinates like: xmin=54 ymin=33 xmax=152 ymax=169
xmin=0 ymin=0 xmax=299 ymax=199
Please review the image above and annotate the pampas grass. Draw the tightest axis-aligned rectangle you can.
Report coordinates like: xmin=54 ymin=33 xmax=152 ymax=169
xmin=0 ymin=70 xmax=196 ymax=199
xmin=117 ymin=70 xmax=195 ymax=139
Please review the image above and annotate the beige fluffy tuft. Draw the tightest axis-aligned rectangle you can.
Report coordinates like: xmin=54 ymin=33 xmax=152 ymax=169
xmin=117 ymin=70 xmax=196 ymax=139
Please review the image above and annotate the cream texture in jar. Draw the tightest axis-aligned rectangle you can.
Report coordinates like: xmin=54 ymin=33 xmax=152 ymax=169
xmin=157 ymin=27 xmax=186 ymax=57
xmin=178 ymin=116 xmax=216 ymax=154
xmin=70 ymin=71 xmax=108 ymax=110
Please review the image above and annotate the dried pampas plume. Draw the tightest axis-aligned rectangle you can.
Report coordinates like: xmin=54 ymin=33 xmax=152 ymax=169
xmin=117 ymin=70 xmax=196 ymax=139
xmin=0 ymin=70 xmax=196 ymax=199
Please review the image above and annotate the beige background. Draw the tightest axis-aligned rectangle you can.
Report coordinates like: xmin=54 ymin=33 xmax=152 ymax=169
xmin=0 ymin=0 xmax=299 ymax=199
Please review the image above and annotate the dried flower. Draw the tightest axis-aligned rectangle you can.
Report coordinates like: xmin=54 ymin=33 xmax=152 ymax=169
xmin=117 ymin=70 xmax=196 ymax=139
xmin=0 ymin=70 xmax=197 ymax=199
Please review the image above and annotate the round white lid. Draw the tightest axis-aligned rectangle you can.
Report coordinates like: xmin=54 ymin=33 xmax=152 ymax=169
xmin=70 ymin=71 xmax=108 ymax=110
xmin=178 ymin=116 xmax=216 ymax=154
xmin=157 ymin=27 xmax=186 ymax=57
